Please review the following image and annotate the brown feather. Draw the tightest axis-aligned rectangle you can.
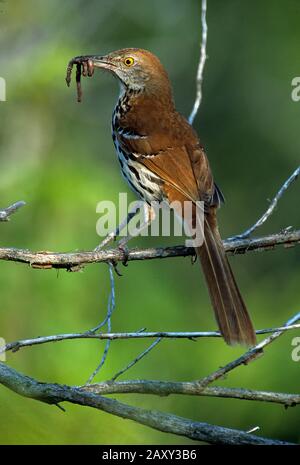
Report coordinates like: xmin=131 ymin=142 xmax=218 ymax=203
xmin=197 ymin=214 xmax=256 ymax=346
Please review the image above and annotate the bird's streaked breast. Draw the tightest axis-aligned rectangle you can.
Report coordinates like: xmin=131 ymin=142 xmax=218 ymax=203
xmin=111 ymin=96 xmax=163 ymax=204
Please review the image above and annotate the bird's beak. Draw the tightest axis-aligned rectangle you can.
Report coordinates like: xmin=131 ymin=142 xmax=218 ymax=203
xmin=85 ymin=55 xmax=115 ymax=71
xmin=67 ymin=54 xmax=116 ymax=72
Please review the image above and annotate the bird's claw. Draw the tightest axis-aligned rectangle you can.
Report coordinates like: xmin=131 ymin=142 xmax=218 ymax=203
xmin=118 ymin=243 xmax=129 ymax=267
xmin=191 ymin=252 xmax=197 ymax=265
xmin=111 ymin=260 xmax=123 ymax=277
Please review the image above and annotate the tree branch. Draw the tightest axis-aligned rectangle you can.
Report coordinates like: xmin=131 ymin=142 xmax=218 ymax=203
xmin=189 ymin=0 xmax=208 ymax=124
xmin=0 ymin=362 xmax=292 ymax=445
xmin=0 ymin=229 xmax=298 ymax=270
xmin=84 ymin=381 xmax=300 ymax=408
xmin=2 ymin=320 xmax=300 ymax=355
xmin=1 ymin=313 xmax=299 ymax=444
xmin=0 ymin=201 xmax=26 ymax=222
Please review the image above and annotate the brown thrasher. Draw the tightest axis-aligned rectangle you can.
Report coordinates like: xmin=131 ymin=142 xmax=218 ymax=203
xmin=67 ymin=48 xmax=256 ymax=346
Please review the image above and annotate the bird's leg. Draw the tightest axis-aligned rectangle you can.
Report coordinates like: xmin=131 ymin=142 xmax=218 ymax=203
xmin=94 ymin=201 xmax=144 ymax=252
xmin=118 ymin=203 xmax=156 ymax=248
xmin=117 ymin=203 xmax=155 ymax=267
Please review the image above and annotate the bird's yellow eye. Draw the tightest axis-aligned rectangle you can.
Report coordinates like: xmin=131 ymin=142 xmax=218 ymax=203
xmin=124 ymin=57 xmax=134 ymax=67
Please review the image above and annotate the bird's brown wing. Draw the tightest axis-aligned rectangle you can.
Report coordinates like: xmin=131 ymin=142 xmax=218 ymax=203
xmin=116 ymin=128 xmax=255 ymax=346
xmin=116 ymin=131 xmax=215 ymax=205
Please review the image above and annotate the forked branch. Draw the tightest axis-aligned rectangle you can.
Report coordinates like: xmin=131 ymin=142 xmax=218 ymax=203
xmin=0 ymin=362 xmax=293 ymax=445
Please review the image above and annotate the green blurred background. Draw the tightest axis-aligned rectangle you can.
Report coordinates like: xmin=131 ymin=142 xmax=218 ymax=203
xmin=0 ymin=0 xmax=299 ymax=444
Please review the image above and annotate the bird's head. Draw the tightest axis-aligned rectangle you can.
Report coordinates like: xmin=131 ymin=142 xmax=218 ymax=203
xmin=92 ymin=48 xmax=170 ymax=93
xmin=74 ymin=48 xmax=173 ymax=100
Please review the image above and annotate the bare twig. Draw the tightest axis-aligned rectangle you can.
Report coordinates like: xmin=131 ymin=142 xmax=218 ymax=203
xmin=230 ymin=166 xmax=300 ymax=240
xmin=189 ymin=0 xmax=208 ymax=124
xmin=86 ymin=263 xmax=116 ymax=384
xmin=0 ymin=362 xmax=292 ymax=445
xmin=2 ymin=320 xmax=300 ymax=355
xmin=0 ymin=229 xmax=298 ymax=270
xmin=83 ymin=381 xmax=300 ymax=408
xmin=88 ymin=263 xmax=116 ymax=334
xmin=111 ymin=338 xmax=162 ymax=381
xmin=197 ymin=312 xmax=300 ymax=389
xmin=247 ymin=426 xmax=260 ymax=434
xmin=0 ymin=201 xmax=26 ymax=222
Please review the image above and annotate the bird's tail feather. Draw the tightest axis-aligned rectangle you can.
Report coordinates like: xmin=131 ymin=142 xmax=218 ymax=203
xmin=196 ymin=216 xmax=256 ymax=346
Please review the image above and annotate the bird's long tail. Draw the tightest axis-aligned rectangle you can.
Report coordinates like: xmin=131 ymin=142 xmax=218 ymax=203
xmin=196 ymin=214 xmax=256 ymax=346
